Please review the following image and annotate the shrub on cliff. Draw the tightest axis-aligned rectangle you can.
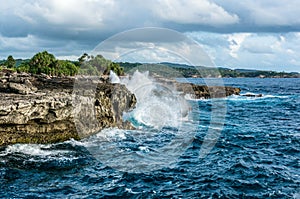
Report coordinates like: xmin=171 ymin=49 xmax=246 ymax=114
xmin=7 ymin=51 xmax=124 ymax=77
xmin=5 ymin=55 xmax=16 ymax=68
xmin=29 ymin=51 xmax=56 ymax=74
xmin=56 ymin=60 xmax=79 ymax=76
xmin=78 ymin=53 xmax=124 ymax=76
xmin=20 ymin=51 xmax=79 ymax=76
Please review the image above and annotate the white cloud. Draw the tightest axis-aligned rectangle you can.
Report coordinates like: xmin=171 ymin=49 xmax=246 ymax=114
xmin=15 ymin=0 xmax=116 ymax=30
xmin=228 ymin=33 xmax=251 ymax=58
xmin=186 ymin=32 xmax=300 ymax=72
xmin=93 ymin=41 xmax=212 ymax=66
xmin=152 ymin=0 xmax=239 ymax=26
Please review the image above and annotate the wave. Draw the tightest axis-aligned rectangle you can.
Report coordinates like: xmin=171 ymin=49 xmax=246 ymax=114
xmin=0 ymin=143 xmax=68 ymax=157
xmin=111 ymin=70 xmax=191 ymax=129
xmin=227 ymin=93 xmax=289 ymax=101
xmin=0 ymin=129 xmax=121 ymax=159
xmin=0 ymin=138 xmax=94 ymax=163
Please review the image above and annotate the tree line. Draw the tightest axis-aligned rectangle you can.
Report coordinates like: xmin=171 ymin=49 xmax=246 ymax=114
xmin=0 ymin=51 xmax=124 ymax=76
xmin=118 ymin=62 xmax=300 ymax=78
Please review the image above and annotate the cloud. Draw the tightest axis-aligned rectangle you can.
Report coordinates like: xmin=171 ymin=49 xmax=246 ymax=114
xmin=1 ymin=0 xmax=300 ymax=42
xmin=228 ymin=33 xmax=251 ymax=58
xmin=0 ymin=0 xmax=300 ymax=72
xmin=240 ymin=1 xmax=300 ymax=26
xmin=186 ymin=32 xmax=300 ymax=72
xmin=0 ymin=33 xmax=89 ymax=59
xmin=214 ymin=0 xmax=300 ymax=32
xmin=92 ymin=28 xmax=213 ymax=66
xmin=15 ymin=0 xmax=114 ymax=29
xmin=151 ymin=0 xmax=239 ymax=26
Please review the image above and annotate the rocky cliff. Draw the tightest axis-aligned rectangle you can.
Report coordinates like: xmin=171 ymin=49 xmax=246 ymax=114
xmin=0 ymin=71 xmax=136 ymax=146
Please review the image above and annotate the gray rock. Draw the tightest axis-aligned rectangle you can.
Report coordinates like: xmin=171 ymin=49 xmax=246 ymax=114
xmin=8 ymin=82 xmax=37 ymax=94
xmin=0 ymin=72 xmax=136 ymax=146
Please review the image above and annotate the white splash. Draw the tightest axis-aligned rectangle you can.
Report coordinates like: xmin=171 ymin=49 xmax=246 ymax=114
xmin=227 ymin=92 xmax=289 ymax=101
xmin=0 ymin=144 xmax=67 ymax=157
xmin=109 ymin=70 xmax=121 ymax=83
xmin=121 ymin=70 xmax=190 ymax=129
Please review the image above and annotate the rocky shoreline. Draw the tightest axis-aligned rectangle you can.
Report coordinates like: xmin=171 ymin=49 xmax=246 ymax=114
xmin=0 ymin=71 xmax=240 ymax=146
xmin=0 ymin=71 xmax=136 ymax=146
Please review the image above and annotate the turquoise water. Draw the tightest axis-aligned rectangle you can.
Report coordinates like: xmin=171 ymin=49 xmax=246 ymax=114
xmin=0 ymin=78 xmax=299 ymax=198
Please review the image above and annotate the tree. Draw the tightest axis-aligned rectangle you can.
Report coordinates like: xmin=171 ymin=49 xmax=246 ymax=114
xmin=17 ymin=61 xmax=30 ymax=73
xmin=6 ymin=55 xmax=16 ymax=68
xmin=56 ymin=60 xmax=79 ymax=76
xmin=78 ymin=54 xmax=124 ymax=76
xmin=25 ymin=51 xmax=82 ymax=76
xmin=29 ymin=51 xmax=56 ymax=74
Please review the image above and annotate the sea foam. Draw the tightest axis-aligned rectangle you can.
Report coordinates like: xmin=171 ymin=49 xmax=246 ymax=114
xmin=110 ymin=70 xmax=190 ymax=129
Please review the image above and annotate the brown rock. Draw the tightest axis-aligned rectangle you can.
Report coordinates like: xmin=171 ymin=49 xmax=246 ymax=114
xmin=174 ymin=82 xmax=241 ymax=99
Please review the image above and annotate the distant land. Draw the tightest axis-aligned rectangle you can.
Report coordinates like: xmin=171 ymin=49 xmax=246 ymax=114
xmin=118 ymin=62 xmax=300 ymax=78
xmin=1 ymin=57 xmax=299 ymax=78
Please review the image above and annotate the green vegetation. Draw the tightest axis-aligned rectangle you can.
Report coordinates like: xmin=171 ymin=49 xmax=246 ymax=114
xmin=79 ymin=54 xmax=124 ymax=76
xmin=6 ymin=55 xmax=16 ymax=68
xmin=1 ymin=51 xmax=124 ymax=77
xmin=118 ymin=62 xmax=300 ymax=78
xmin=1 ymin=52 xmax=298 ymax=78
xmin=0 ymin=55 xmax=17 ymax=69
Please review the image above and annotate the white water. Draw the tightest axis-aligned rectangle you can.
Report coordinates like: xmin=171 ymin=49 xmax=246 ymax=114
xmin=0 ymin=144 xmax=62 ymax=156
xmin=110 ymin=70 xmax=190 ymax=129
xmin=227 ymin=93 xmax=289 ymax=101
xmin=109 ymin=70 xmax=121 ymax=83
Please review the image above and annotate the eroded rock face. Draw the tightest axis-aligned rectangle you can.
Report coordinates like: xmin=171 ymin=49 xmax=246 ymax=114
xmin=0 ymin=71 xmax=136 ymax=146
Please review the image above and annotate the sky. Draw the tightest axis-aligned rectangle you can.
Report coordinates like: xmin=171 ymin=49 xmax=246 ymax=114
xmin=1 ymin=0 xmax=300 ymax=72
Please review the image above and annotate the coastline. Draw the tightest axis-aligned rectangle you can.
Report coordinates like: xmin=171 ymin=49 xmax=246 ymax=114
xmin=0 ymin=70 xmax=241 ymax=146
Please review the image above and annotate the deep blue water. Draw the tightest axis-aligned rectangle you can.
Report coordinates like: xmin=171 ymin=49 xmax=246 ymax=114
xmin=0 ymin=78 xmax=299 ymax=198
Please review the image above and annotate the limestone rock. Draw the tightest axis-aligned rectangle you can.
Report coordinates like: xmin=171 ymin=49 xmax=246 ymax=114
xmin=0 ymin=72 xmax=136 ymax=146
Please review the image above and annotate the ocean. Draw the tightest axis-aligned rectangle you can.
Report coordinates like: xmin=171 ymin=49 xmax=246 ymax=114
xmin=0 ymin=76 xmax=299 ymax=198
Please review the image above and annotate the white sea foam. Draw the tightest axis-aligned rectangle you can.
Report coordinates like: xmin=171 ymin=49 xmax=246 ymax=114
xmin=227 ymin=93 xmax=289 ymax=101
xmin=0 ymin=144 xmax=68 ymax=157
xmin=262 ymin=94 xmax=289 ymax=99
xmin=94 ymin=128 xmax=126 ymax=141
xmin=119 ymin=70 xmax=190 ymax=129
